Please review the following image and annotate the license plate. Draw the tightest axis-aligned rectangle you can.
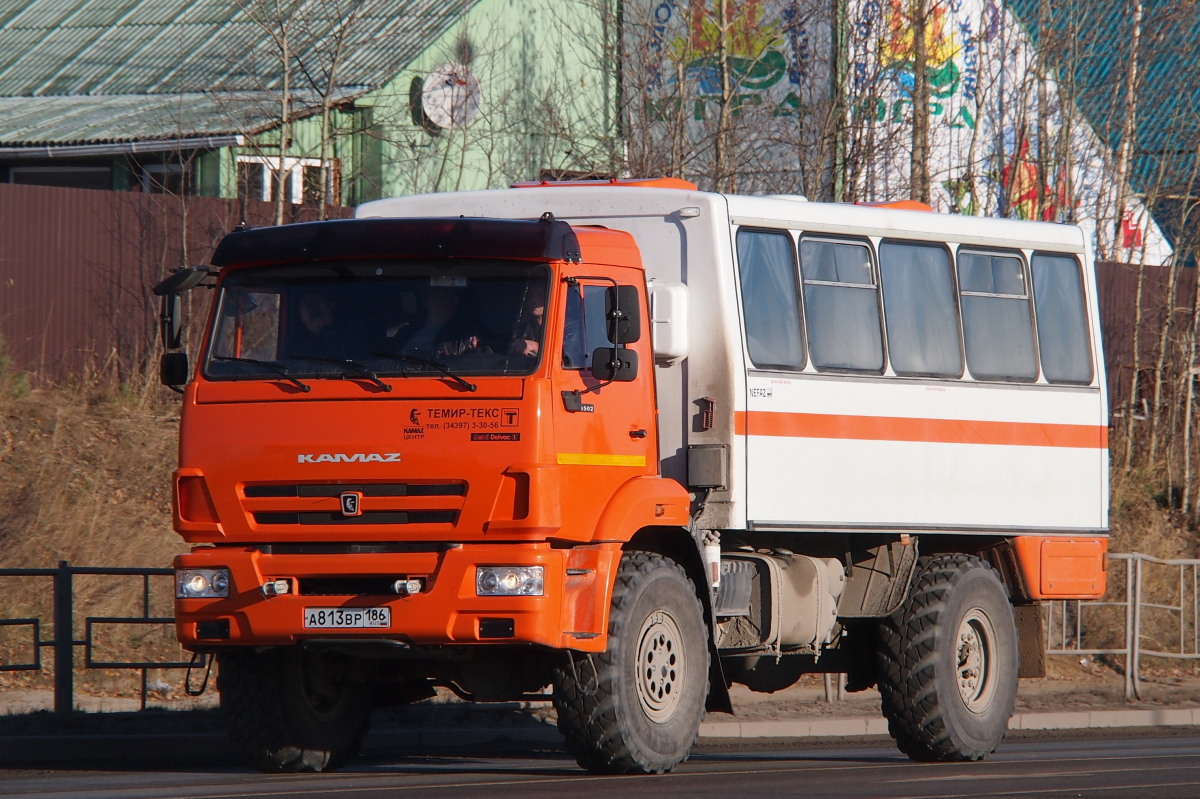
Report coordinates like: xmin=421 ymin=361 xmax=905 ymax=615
xmin=303 ymin=607 xmax=391 ymax=629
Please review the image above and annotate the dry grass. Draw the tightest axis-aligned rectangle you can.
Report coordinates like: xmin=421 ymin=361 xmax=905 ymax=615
xmin=0 ymin=367 xmax=189 ymax=699
xmin=1109 ymin=465 xmax=1200 ymax=559
xmin=0 ymin=374 xmax=183 ymax=570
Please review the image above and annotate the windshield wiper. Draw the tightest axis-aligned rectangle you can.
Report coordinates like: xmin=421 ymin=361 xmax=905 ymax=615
xmin=213 ymin=356 xmax=310 ymax=392
xmin=370 ymin=351 xmax=477 ymax=392
xmin=292 ymin=356 xmax=392 ymax=393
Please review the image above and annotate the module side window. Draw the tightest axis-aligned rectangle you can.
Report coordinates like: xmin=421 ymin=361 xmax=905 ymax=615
xmin=800 ymin=237 xmax=883 ymax=372
xmin=1032 ymin=252 xmax=1094 ymax=385
xmin=736 ymin=228 xmax=805 ymax=369
xmin=957 ymin=249 xmax=1037 ymax=381
xmin=878 ymin=240 xmax=963 ymax=378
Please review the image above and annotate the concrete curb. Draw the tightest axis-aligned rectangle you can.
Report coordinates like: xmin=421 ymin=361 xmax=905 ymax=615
xmin=699 ymin=717 xmax=890 ymax=738
xmin=2 ymin=707 xmax=1196 ymax=768
xmin=1006 ymin=707 xmax=1200 ymax=731
xmin=699 ymin=707 xmax=1200 ymax=739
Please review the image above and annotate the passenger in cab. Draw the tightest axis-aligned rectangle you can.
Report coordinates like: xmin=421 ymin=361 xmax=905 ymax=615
xmin=509 ymin=282 xmax=546 ymax=359
xmin=385 ymin=282 xmax=484 ymax=358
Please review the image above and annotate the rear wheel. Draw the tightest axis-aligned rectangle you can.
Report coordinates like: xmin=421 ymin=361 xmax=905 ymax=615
xmin=553 ymin=550 xmax=709 ymax=774
xmin=218 ymin=648 xmax=371 ymax=772
xmin=877 ymin=554 xmax=1018 ymax=761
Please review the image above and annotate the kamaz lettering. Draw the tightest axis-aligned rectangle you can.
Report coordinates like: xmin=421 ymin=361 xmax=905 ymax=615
xmin=296 ymin=452 xmax=402 ymax=464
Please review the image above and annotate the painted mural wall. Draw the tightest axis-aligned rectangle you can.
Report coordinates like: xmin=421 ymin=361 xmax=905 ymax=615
xmin=625 ymin=0 xmax=1173 ymax=265
xmin=846 ymin=0 xmax=1171 ymax=264
xmin=624 ymin=0 xmax=837 ymax=195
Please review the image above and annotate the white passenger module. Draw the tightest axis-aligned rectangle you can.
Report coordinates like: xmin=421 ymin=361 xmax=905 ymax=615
xmin=361 ymin=184 xmax=1107 ymax=539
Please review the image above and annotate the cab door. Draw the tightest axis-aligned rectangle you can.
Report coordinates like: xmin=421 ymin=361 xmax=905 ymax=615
xmin=549 ymin=267 xmax=658 ymax=541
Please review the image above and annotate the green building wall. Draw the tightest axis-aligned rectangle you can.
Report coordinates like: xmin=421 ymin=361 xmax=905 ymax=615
xmin=356 ymin=0 xmax=620 ymax=200
xmin=199 ymin=0 xmax=618 ymax=206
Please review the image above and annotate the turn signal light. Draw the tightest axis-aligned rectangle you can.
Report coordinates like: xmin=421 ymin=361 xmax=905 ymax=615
xmin=177 ymin=475 xmax=219 ymax=524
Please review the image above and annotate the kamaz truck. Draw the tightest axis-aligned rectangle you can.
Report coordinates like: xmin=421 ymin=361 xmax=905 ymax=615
xmin=157 ymin=178 xmax=1108 ymax=774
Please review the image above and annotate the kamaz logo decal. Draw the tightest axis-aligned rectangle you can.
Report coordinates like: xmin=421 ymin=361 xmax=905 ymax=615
xmin=296 ymin=453 xmax=402 ymax=464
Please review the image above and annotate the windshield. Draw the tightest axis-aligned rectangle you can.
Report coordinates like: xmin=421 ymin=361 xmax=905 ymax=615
xmin=203 ymin=259 xmax=549 ymax=381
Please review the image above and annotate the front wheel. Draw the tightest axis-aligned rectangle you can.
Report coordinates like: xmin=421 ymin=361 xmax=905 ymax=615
xmin=218 ymin=648 xmax=371 ymax=772
xmin=553 ymin=550 xmax=709 ymax=774
xmin=877 ymin=554 xmax=1018 ymax=762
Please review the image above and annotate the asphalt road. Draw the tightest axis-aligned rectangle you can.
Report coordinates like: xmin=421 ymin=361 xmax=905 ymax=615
xmin=2 ymin=728 xmax=1199 ymax=799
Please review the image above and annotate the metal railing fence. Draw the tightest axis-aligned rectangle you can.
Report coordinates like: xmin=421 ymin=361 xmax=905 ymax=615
xmin=1045 ymin=552 xmax=1200 ymax=699
xmin=0 ymin=561 xmax=191 ymax=716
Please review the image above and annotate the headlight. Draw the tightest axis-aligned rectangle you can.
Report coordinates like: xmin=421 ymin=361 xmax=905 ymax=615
xmin=476 ymin=566 xmax=544 ymax=596
xmin=176 ymin=568 xmax=231 ymax=598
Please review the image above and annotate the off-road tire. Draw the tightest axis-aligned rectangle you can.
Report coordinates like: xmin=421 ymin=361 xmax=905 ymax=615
xmin=218 ymin=648 xmax=371 ymax=772
xmin=553 ymin=550 xmax=709 ymax=774
xmin=877 ymin=553 xmax=1018 ymax=762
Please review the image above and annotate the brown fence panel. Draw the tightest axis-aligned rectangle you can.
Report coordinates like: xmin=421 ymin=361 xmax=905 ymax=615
xmin=0 ymin=184 xmax=349 ymax=382
xmin=1096 ymin=261 xmax=1197 ymax=414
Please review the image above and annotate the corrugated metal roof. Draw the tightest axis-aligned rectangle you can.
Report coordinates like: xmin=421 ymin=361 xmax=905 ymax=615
xmin=1008 ymin=0 xmax=1200 ymax=197
xmin=0 ymin=0 xmax=481 ymax=145
xmin=0 ymin=91 xmax=365 ymax=147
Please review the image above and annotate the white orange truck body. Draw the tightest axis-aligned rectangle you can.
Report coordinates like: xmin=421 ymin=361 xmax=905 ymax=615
xmin=163 ymin=179 xmax=1108 ymax=775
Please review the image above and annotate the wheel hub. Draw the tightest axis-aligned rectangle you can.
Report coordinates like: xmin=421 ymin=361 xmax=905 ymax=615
xmin=956 ymin=607 xmax=998 ymax=713
xmin=635 ymin=609 xmax=685 ymax=724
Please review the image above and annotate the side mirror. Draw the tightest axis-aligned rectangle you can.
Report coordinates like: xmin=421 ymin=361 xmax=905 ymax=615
xmin=160 ymin=351 xmax=189 ymax=390
xmin=605 ymin=285 xmax=641 ymax=344
xmin=154 ymin=264 xmax=211 ymax=354
xmin=590 ymin=347 xmax=638 ymax=382
xmin=160 ymin=294 xmax=183 ymax=350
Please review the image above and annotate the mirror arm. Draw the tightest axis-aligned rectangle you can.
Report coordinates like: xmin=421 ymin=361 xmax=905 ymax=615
xmin=153 ymin=265 xmax=216 ymax=296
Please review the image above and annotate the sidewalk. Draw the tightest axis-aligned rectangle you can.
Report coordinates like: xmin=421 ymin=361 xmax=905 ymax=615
xmin=701 ymin=672 xmax=1200 ymax=739
xmin=2 ymin=672 xmax=1198 ymax=768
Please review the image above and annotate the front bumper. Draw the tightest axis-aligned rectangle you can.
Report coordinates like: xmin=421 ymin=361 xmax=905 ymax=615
xmin=173 ymin=542 xmax=620 ymax=653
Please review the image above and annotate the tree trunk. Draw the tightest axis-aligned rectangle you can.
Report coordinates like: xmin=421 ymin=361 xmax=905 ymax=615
xmin=275 ymin=16 xmax=291 ymax=227
xmin=713 ymin=0 xmax=734 ymax=193
xmin=1111 ymin=0 xmax=1143 ymax=259
xmin=909 ymin=0 xmax=930 ymax=204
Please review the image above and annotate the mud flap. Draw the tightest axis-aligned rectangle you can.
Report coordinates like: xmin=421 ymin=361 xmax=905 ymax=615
xmin=706 ymin=637 xmax=733 ymax=713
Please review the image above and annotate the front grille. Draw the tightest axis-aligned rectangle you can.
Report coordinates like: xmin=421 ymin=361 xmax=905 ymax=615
xmin=253 ymin=510 xmax=457 ymax=525
xmin=244 ymin=483 xmax=465 ymax=498
xmin=242 ymin=481 xmax=466 ymax=530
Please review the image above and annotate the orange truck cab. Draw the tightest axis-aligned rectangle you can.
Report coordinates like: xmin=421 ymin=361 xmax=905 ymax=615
xmin=171 ymin=217 xmax=677 ymax=651
xmin=157 ymin=181 xmax=1108 ymax=776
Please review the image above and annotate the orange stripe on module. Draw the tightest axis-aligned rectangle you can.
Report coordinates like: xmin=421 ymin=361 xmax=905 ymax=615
xmin=733 ymin=411 xmax=1108 ymax=449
